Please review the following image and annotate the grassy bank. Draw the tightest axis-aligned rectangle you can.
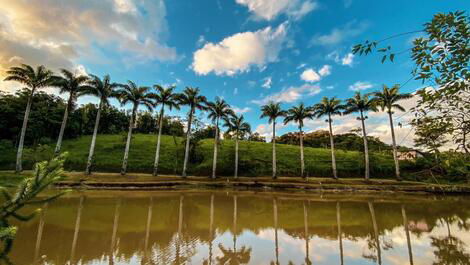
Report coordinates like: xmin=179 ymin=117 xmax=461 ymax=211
xmin=0 ymin=134 xmax=401 ymax=178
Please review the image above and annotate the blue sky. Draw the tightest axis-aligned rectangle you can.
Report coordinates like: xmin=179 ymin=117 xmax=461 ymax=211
xmin=0 ymin=0 xmax=467 ymax=146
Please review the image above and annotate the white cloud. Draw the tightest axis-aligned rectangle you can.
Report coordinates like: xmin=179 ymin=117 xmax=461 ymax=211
xmin=233 ymin=87 xmax=238 ymax=95
xmin=301 ymin=68 xmax=321 ymax=82
xmin=255 ymin=122 xmax=289 ymax=141
xmin=318 ymin=65 xmax=331 ymax=76
xmin=311 ymin=20 xmax=368 ymax=46
xmin=192 ymin=23 xmax=288 ymax=76
xmin=196 ymin=35 xmax=206 ymax=47
xmin=233 ymin=106 xmax=252 ymax=114
xmin=262 ymin=76 xmax=272 ymax=88
xmin=236 ymin=0 xmax=317 ymax=21
xmin=349 ymin=81 xmax=373 ymax=91
xmin=297 ymin=63 xmax=307 ymax=69
xmin=251 ymin=84 xmax=321 ymax=105
xmin=341 ymin=53 xmax=354 ymax=66
xmin=300 ymin=65 xmax=330 ymax=83
xmin=0 ymin=0 xmax=178 ymax=87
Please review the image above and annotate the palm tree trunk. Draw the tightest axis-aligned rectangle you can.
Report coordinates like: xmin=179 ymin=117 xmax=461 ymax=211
xmin=273 ymin=197 xmax=279 ymax=265
xmin=211 ymin=118 xmax=219 ymax=179
xmin=303 ymin=201 xmax=310 ymax=264
xmin=300 ymin=126 xmax=305 ymax=179
xmin=109 ymin=199 xmax=121 ymax=265
xmin=272 ymin=121 xmax=277 ymax=179
xmin=182 ymin=107 xmax=194 ymax=178
xmin=388 ymin=111 xmax=401 ymax=180
xmin=34 ymin=203 xmax=47 ymax=262
xmin=401 ymin=205 xmax=414 ymax=265
xmin=121 ymin=105 xmax=137 ymax=175
xmin=368 ymin=202 xmax=381 ymax=265
xmin=55 ymin=94 xmax=74 ymax=155
xmin=336 ymin=202 xmax=343 ymax=265
xmin=234 ymin=136 xmax=239 ymax=179
xmin=70 ymin=196 xmax=84 ymax=264
xmin=328 ymin=114 xmax=338 ymax=179
xmin=85 ymin=99 xmax=103 ymax=175
xmin=16 ymin=87 xmax=35 ymax=173
xmin=360 ymin=111 xmax=370 ymax=180
xmin=153 ymin=106 xmax=165 ymax=176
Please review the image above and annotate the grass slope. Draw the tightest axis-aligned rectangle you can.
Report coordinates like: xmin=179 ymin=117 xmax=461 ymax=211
xmin=0 ymin=134 xmax=397 ymax=178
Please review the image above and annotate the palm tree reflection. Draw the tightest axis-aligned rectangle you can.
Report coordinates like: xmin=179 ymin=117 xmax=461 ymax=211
xmin=109 ymin=198 xmax=121 ymax=265
xmin=430 ymin=217 xmax=470 ymax=265
xmin=364 ymin=201 xmax=382 ymax=265
xmin=70 ymin=196 xmax=84 ymax=265
xmin=34 ymin=203 xmax=48 ymax=264
xmin=303 ymin=201 xmax=311 ymax=265
xmin=141 ymin=197 xmax=153 ymax=264
xmin=401 ymin=205 xmax=414 ymax=265
xmin=337 ymin=202 xmax=343 ymax=265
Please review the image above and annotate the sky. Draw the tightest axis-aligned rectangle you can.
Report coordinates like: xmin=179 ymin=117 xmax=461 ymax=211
xmin=0 ymin=0 xmax=466 ymax=147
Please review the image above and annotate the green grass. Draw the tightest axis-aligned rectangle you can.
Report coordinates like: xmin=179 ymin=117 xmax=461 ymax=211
xmin=0 ymin=134 xmax=397 ymax=178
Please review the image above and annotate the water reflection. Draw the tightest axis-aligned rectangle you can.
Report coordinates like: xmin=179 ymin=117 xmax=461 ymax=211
xmin=9 ymin=191 xmax=470 ymax=265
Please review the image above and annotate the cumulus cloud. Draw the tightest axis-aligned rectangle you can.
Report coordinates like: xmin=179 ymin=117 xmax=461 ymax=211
xmin=300 ymin=65 xmax=331 ymax=83
xmin=341 ymin=53 xmax=354 ymax=66
xmin=0 ymin=0 xmax=178 ymax=87
xmin=233 ymin=106 xmax=252 ymax=114
xmin=192 ymin=23 xmax=288 ymax=76
xmin=310 ymin=20 xmax=368 ymax=46
xmin=236 ymin=0 xmax=317 ymax=21
xmin=349 ymin=81 xmax=373 ymax=91
xmin=262 ymin=76 xmax=272 ymax=88
xmin=301 ymin=68 xmax=321 ymax=82
xmin=251 ymin=84 xmax=321 ymax=105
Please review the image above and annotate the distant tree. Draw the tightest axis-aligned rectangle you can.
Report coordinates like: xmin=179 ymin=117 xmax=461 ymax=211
xmin=313 ymin=97 xmax=344 ymax=179
xmin=151 ymin=85 xmax=180 ymax=176
xmin=283 ymin=103 xmax=315 ymax=178
xmin=248 ymin=132 xmax=266 ymax=142
xmin=224 ymin=114 xmax=251 ymax=179
xmin=373 ymin=85 xmax=413 ymax=180
xmin=177 ymin=87 xmax=207 ymax=178
xmin=3 ymin=64 xmax=55 ymax=172
xmin=260 ymin=102 xmax=287 ymax=179
xmin=79 ymin=74 xmax=120 ymax=175
xmin=343 ymin=92 xmax=378 ymax=180
xmin=115 ymin=81 xmax=154 ymax=175
xmin=135 ymin=111 xmax=156 ymax=134
xmin=412 ymin=116 xmax=451 ymax=161
xmin=51 ymin=69 xmax=90 ymax=155
xmin=206 ymin=97 xmax=234 ymax=179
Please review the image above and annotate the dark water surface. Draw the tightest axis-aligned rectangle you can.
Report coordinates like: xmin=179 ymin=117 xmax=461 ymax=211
xmin=9 ymin=190 xmax=470 ymax=265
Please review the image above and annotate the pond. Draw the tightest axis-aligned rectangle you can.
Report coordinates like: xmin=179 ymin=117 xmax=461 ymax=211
xmin=9 ymin=190 xmax=470 ymax=265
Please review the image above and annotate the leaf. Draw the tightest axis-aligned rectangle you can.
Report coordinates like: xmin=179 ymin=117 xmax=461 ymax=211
xmin=381 ymin=55 xmax=387 ymax=64
xmin=390 ymin=54 xmax=395 ymax=62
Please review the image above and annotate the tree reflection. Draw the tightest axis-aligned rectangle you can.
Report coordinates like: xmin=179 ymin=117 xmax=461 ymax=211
xmin=70 ymin=195 xmax=84 ymax=265
xmin=109 ymin=198 xmax=121 ymax=265
xmin=363 ymin=202 xmax=382 ymax=265
xmin=303 ymin=201 xmax=311 ymax=265
xmin=337 ymin=202 xmax=343 ymax=265
xmin=430 ymin=217 xmax=470 ymax=265
xmin=401 ymin=205 xmax=414 ymax=265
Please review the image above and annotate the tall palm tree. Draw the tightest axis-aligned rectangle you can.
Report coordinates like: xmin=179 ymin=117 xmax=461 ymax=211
xmin=151 ymin=85 xmax=180 ymax=176
xmin=178 ymin=87 xmax=207 ymax=178
xmin=260 ymin=102 xmax=286 ymax=179
xmin=206 ymin=97 xmax=235 ymax=179
xmin=224 ymin=114 xmax=251 ymax=179
xmin=343 ymin=92 xmax=378 ymax=180
xmin=81 ymin=74 xmax=120 ymax=175
xmin=313 ymin=97 xmax=344 ymax=179
xmin=116 ymin=81 xmax=154 ymax=175
xmin=284 ymin=103 xmax=315 ymax=178
xmin=52 ymin=69 xmax=90 ymax=155
xmin=3 ymin=64 xmax=55 ymax=172
xmin=373 ymin=85 xmax=413 ymax=180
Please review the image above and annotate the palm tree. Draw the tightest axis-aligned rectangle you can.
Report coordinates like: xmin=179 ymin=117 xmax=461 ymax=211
xmin=343 ymin=92 xmax=378 ymax=180
xmin=206 ymin=97 xmax=235 ymax=179
xmin=115 ymin=81 xmax=154 ymax=175
xmin=313 ymin=97 xmax=344 ymax=179
xmin=52 ymin=69 xmax=90 ymax=155
xmin=3 ymin=64 xmax=55 ymax=172
xmin=283 ymin=103 xmax=315 ymax=178
xmin=151 ymin=85 xmax=180 ymax=176
xmin=260 ymin=102 xmax=286 ymax=179
xmin=224 ymin=114 xmax=251 ymax=179
xmin=373 ymin=85 xmax=413 ymax=180
xmin=178 ymin=87 xmax=207 ymax=178
xmin=81 ymin=74 xmax=120 ymax=175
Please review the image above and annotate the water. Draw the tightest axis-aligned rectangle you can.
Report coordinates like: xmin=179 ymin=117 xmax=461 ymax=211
xmin=9 ymin=190 xmax=470 ymax=265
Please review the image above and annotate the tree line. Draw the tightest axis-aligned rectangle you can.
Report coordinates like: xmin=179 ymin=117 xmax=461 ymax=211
xmin=2 ymin=64 xmax=411 ymax=181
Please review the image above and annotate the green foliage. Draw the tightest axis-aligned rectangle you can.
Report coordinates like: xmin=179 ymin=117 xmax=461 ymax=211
xmin=412 ymin=117 xmax=452 ymax=155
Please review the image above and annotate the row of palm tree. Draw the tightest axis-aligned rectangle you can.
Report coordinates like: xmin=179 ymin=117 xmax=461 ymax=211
xmin=4 ymin=63 xmax=412 ymax=181
xmin=260 ymin=87 xmax=412 ymax=181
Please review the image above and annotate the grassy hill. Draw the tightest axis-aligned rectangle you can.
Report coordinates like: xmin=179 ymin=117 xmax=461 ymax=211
xmin=0 ymin=134 xmax=398 ymax=178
